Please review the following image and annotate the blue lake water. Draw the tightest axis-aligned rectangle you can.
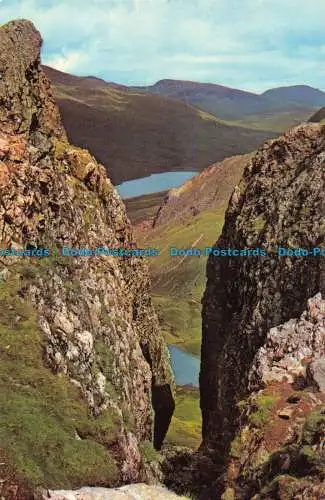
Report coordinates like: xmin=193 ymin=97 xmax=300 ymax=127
xmin=168 ymin=345 xmax=200 ymax=387
xmin=116 ymin=171 xmax=198 ymax=199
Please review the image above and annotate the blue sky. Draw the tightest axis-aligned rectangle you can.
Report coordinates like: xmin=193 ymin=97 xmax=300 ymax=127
xmin=1 ymin=0 xmax=325 ymax=92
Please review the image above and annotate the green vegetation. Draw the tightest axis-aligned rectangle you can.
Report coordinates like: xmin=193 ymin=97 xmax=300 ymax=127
xmin=228 ymin=108 xmax=313 ymax=132
xmin=0 ymin=270 xmax=120 ymax=489
xmin=166 ymin=387 xmax=201 ymax=449
xmin=302 ymin=409 xmax=325 ymax=445
xmin=139 ymin=440 xmax=161 ymax=464
xmin=153 ymin=295 xmax=202 ymax=356
xmin=261 ymin=474 xmax=302 ymax=497
xmin=248 ymin=393 xmax=279 ymax=428
xmin=197 ymin=109 xmax=220 ymax=123
xmin=93 ymin=339 xmax=116 ymax=385
xmin=230 ymin=434 xmax=242 ymax=459
xmin=138 ymin=210 xmax=224 ymax=355
xmin=253 ymin=216 xmax=266 ymax=232
xmin=20 ymin=248 xmax=75 ymax=277
xmin=300 ymin=446 xmax=318 ymax=462
xmin=221 ymin=488 xmax=236 ymax=500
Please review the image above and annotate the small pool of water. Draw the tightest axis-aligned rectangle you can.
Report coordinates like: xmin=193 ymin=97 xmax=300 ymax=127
xmin=168 ymin=345 xmax=200 ymax=387
xmin=116 ymin=171 xmax=198 ymax=199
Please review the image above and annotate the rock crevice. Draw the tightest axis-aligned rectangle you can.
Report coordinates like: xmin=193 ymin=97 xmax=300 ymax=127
xmin=201 ymin=122 xmax=325 ymax=463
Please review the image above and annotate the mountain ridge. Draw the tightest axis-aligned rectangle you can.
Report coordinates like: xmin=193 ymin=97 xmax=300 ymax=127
xmin=42 ymin=66 xmax=276 ymax=184
xmin=131 ymin=79 xmax=324 ymax=130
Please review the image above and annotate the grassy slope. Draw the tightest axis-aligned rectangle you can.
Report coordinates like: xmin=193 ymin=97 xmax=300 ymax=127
xmin=134 ymin=153 xmax=249 ymax=356
xmin=227 ymin=107 xmax=315 ymax=132
xmin=135 ymin=210 xmax=224 ymax=450
xmin=131 ymin=80 xmax=320 ymax=132
xmin=190 ymin=99 xmax=316 ymax=132
xmin=137 ymin=210 xmax=225 ymax=356
xmin=43 ymin=66 xmax=275 ymax=184
xmin=165 ymin=387 xmax=201 ymax=449
xmin=124 ymin=191 xmax=168 ymax=225
xmin=132 ymin=156 xmax=250 ymax=450
xmin=0 ymin=268 xmax=120 ymax=490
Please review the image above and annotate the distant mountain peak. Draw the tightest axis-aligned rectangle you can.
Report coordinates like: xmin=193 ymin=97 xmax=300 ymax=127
xmin=262 ymin=84 xmax=325 ymax=107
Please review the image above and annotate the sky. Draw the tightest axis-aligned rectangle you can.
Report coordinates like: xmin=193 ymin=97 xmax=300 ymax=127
xmin=1 ymin=0 xmax=325 ymax=93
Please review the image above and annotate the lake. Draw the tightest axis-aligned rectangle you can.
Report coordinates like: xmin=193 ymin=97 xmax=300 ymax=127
xmin=116 ymin=171 xmax=198 ymax=199
xmin=168 ymin=345 xmax=200 ymax=387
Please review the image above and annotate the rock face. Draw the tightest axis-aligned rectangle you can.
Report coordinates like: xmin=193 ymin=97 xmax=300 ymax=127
xmin=222 ymin=296 xmax=325 ymax=499
xmin=201 ymin=122 xmax=325 ymax=464
xmin=0 ymin=19 xmax=174 ymax=492
xmin=249 ymin=293 xmax=325 ymax=389
xmin=45 ymin=483 xmax=189 ymax=499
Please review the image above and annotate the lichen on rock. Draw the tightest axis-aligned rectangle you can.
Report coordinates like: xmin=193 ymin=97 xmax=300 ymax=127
xmin=249 ymin=293 xmax=325 ymax=390
xmin=0 ymin=19 xmax=174 ymax=494
xmin=200 ymin=120 xmax=325 ymax=497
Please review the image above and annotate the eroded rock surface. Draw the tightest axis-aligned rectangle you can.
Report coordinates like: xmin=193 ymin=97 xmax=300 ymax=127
xmin=0 ymin=19 xmax=174 ymax=492
xmin=249 ymin=293 xmax=325 ymax=389
xmin=45 ymin=483 xmax=189 ymax=500
xmin=201 ymin=121 xmax=325 ymax=483
xmin=222 ymin=296 xmax=325 ymax=499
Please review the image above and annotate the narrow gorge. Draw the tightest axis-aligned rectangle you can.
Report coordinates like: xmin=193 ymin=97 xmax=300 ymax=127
xmin=0 ymin=16 xmax=325 ymax=500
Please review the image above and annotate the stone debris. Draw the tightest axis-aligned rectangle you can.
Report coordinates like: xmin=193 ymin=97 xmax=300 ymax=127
xmin=277 ymin=407 xmax=294 ymax=420
xmin=249 ymin=293 xmax=325 ymax=389
xmin=45 ymin=484 xmax=189 ymax=500
xmin=307 ymin=358 xmax=325 ymax=392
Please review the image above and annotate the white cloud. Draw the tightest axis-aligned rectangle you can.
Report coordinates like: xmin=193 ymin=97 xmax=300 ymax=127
xmin=46 ymin=51 xmax=87 ymax=73
xmin=0 ymin=0 xmax=325 ymax=91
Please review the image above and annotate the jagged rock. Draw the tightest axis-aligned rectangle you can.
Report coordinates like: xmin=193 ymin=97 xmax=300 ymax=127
xmin=201 ymin=121 xmax=325 ymax=464
xmin=277 ymin=407 xmax=294 ymax=420
xmin=307 ymin=358 xmax=325 ymax=392
xmin=287 ymin=394 xmax=300 ymax=404
xmin=249 ymin=293 xmax=325 ymax=389
xmin=45 ymin=484 xmax=189 ymax=499
xmin=0 ymin=19 xmax=175 ymax=490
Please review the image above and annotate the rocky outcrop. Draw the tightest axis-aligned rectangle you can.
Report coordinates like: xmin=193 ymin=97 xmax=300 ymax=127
xmin=0 ymin=19 xmax=174 ymax=492
xmin=249 ymin=293 xmax=325 ymax=390
xmin=44 ymin=483 xmax=189 ymax=499
xmin=201 ymin=122 xmax=325 ymax=470
xmin=222 ymin=295 xmax=325 ymax=499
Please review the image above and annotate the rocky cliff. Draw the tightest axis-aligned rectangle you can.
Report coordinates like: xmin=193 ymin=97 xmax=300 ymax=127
xmin=0 ymin=19 xmax=174 ymax=497
xmin=222 ymin=294 xmax=325 ymax=499
xmin=200 ymin=122 xmax=325 ymax=492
